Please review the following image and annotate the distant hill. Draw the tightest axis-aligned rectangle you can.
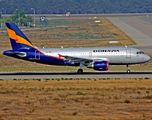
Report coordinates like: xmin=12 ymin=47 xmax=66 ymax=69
xmin=0 ymin=0 xmax=152 ymax=14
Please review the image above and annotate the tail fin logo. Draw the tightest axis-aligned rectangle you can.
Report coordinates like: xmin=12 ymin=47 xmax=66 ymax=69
xmin=6 ymin=23 xmax=35 ymax=49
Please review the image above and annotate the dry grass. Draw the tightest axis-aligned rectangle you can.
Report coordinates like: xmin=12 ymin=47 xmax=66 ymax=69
xmin=0 ymin=18 xmax=135 ymax=49
xmin=0 ymin=78 xmax=152 ymax=119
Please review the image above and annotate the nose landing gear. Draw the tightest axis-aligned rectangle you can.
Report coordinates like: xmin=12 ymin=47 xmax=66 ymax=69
xmin=126 ymin=65 xmax=130 ymax=73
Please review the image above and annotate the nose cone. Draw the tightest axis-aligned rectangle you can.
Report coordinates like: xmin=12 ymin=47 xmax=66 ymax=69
xmin=145 ymin=55 xmax=151 ymax=62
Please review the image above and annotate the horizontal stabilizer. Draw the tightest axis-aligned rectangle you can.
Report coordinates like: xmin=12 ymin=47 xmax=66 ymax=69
xmin=3 ymin=50 xmax=27 ymax=57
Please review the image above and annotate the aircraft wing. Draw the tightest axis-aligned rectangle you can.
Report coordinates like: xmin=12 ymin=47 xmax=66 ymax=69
xmin=61 ymin=55 xmax=110 ymax=65
xmin=62 ymin=55 xmax=93 ymax=63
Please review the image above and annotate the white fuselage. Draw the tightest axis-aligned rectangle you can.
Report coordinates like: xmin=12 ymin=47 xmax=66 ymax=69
xmin=38 ymin=46 xmax=150 ymax=65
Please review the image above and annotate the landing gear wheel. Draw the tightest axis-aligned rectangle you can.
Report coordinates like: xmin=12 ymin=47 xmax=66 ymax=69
xmin=77 ymin=69 xmax=83 ymax=74
xmin=126 ymin=65 xmax=130 ymax=74
xmin=127 ymin=70 xmax=130 ymax=74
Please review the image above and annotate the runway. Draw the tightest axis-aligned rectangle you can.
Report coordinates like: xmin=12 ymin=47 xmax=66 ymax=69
xmin=0 ymin=71 xmax=152 ymax=79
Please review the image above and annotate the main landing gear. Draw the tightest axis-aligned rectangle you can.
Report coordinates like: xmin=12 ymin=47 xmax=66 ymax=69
xmin=77 ymin=63 xmax=84 ymax=74
xmin=126 ymin=65 xmax=130 ymax=74
xmin=77 ymin=69 xmax=83 ymax=74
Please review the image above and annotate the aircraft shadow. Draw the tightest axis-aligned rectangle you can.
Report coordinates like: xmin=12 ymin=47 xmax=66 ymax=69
xmin=0 ymin=71 xmax=152 ymax=76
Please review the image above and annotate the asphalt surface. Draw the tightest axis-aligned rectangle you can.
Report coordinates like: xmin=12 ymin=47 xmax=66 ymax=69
xmin=108 ymin=16 xmax=152 ymax=53
xmin=0 ymin=71 xmax=151 ymax=79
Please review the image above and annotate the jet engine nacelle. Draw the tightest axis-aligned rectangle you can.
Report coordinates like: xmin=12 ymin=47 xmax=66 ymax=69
xmin=87 ymin=61 xmax=109 ymax=71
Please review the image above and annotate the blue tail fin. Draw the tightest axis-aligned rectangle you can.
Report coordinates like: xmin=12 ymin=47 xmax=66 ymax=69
xmin=6 ymin=23 xmax=35 ymax=50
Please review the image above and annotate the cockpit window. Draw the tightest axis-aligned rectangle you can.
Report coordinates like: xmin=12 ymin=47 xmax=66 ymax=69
xmin=136 ymin=51 xmax=144 ymax=54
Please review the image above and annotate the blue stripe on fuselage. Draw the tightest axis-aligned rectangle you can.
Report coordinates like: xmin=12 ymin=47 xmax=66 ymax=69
xmin=36 ymin=53 xmax=75 ymax=66
xmin=3 ymin=49 xmax=76 ymax=66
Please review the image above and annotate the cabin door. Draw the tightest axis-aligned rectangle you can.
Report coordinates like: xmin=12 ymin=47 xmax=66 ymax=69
xmin=89 ymin=52 xmax=92 ymax=57
xmin=126 ymin=49 xmax=131 ymax=58
xmin=35 ymin=50 xmax=40 ymax=60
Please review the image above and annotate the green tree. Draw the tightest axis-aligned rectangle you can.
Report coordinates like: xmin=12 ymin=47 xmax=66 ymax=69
xmin=26 ymin=15 xmax=33 ymax=23
xmin=1 ymin=0 xmax=152 ymax=14
xmin=3 ymin=17 xmax=12 ymax=23
xmin=3 ymin=8 xmax=33 ymax=26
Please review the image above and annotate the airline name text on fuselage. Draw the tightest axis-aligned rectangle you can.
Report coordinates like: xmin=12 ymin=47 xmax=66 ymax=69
xmin=93 ymin=50 xmax=120 ymax=52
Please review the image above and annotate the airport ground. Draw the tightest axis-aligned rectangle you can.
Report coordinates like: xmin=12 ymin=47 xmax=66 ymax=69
xmin=0 ymin=14 xmax=152 ymax=119
xmin=0 ymin=79 xmax=152 ymax=119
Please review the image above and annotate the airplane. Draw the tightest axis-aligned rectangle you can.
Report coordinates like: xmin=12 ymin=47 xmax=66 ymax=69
xmin=3 ymin=23 xmax=151 ymax=74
